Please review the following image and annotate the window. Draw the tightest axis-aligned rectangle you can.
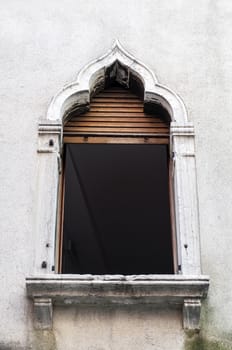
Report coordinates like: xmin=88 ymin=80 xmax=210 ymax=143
xmin=27 ymin=42 xmax=209 ymax=331
xmin=60 ymin=85 xmax=174 ymax=275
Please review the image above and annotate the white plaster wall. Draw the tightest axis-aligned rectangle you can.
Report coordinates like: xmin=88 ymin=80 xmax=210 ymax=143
xmin=53 ymin=305 xmax=184 ymax=350
xmin=1 ymin=0 xmax=232 ymax=348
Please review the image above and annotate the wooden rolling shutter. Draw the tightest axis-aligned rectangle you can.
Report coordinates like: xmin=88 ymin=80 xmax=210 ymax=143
xmin=64 ymin=86 xmax=169 ymax=144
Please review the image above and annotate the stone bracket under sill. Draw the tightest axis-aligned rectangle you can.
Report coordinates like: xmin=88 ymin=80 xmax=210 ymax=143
xmin=26 ymin=274 xmax=209 ymax=331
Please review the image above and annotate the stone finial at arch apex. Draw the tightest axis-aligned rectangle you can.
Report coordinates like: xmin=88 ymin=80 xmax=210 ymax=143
xmin=45 ymin=40 xmax=188 ymax=125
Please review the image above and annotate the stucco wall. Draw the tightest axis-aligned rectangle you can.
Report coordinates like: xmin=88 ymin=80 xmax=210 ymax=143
xmin=1 ymin=0 xmax=232 ymax=349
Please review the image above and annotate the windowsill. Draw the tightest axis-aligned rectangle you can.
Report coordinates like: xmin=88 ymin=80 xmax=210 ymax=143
xmin=26 ymin=274 xmax=209 ymax=330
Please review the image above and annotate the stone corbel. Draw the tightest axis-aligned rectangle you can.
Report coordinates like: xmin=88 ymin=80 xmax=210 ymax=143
xmin=33 ymin=298 xmax=53 ymax=330
xmin=183 ymin=299 xmax=202 ymax=330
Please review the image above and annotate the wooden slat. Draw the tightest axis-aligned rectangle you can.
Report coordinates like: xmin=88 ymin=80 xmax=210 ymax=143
xmin=64 ymin=86 xmax=169 ymax=144
xmin=91 ymin=98 xmax=140 ymax=103
xmin=90 ymin=107 xmax=144 ymax=112
xmin=98 ymin=87 xmax=133 ymax=91
xmin=91 ymin=102 xmax=143 ymax=108
xmin=64 ymin=136 xmax=169 ymax=144
xmin=64 ymin=127 xmax=169 ymax=133
xmin=94 ymin=93 xmax=139 ymax=98
xmin=80 ymin=112 xmax=148 ymax=117
xmin=69 ymin=117 xmax=167 ymax=124
xmin=66 ymin=122 xmax=168 ymax=128
xmin=70 ymin=113 xmax=166 ymax=121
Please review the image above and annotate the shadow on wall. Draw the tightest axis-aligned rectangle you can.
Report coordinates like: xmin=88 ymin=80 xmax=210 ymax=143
xmin=0 ymin=331 xmax=57 ymax=350
xmin=185 ymin=333 xmax=232 ymax=350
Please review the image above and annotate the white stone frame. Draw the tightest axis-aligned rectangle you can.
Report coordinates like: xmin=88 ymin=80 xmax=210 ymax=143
xmin=26 ymin=41 xmax=209 ymax=330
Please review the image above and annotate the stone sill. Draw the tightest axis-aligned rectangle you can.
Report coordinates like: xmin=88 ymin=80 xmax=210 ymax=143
xmin=26 ymin=274 xmax=209 ymax=330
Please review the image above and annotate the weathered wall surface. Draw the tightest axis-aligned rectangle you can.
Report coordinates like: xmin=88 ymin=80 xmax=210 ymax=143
xmin=1 ymin=0 xmax=232 ymax=349
xmin=53 ymin=305 xmax=184 ymax=350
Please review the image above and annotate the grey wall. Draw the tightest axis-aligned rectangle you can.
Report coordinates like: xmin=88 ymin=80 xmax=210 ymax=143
xmin=1 ymin=0 xmax=232 ymax=349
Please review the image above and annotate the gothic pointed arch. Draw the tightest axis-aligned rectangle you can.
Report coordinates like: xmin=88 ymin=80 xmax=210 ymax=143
xmin=46 ymin=40 xmax=188 ymax=125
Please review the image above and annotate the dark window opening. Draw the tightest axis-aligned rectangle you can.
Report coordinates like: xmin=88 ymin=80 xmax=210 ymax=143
xmin=61 ymin=143 xmax=174 ymax=274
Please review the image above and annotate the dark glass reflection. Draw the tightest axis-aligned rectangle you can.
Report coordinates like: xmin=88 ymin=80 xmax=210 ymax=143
xmin=62 ymin=144 xmax=173 ymax=274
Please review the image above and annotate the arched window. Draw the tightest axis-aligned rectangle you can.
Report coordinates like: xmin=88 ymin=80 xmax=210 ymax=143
xmin=60 ymin=84 xmax=175 ymax=275
xmin=26 ymin=42 xmax=209 ymax=331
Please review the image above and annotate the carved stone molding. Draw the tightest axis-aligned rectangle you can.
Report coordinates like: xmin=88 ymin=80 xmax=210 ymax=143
xmin=46 ymin=40 xmax=188 ymax=125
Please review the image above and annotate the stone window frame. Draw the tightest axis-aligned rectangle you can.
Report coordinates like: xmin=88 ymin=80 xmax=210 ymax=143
xmin=26 ymin=41 xmax=209 ymax=331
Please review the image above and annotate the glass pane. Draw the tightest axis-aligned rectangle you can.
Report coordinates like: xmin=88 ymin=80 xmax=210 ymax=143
xmin=62 ymin=144 xmax=173 ymax=274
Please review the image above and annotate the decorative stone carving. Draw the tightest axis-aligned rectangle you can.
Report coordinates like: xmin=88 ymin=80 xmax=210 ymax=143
xmin=44 ymin=40 xmax=188 ymax=125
